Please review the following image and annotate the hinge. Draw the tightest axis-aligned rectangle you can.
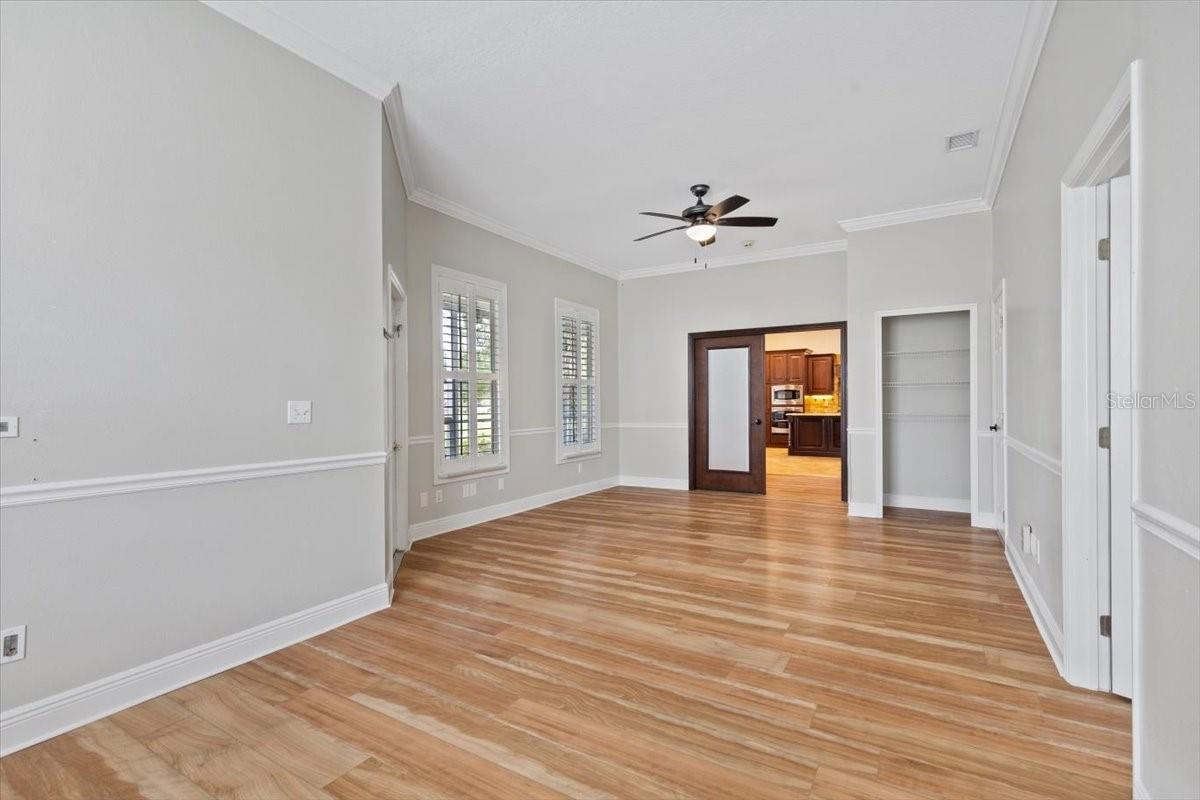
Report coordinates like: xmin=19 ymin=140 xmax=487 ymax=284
xmin=1098 ymin=426 xmax=1111 ymax=449
xmin=1098 ymin=237 xmax=1111 ymax=261
xmin=382 ymin=327 xmax=393 ymax=340
xmin=1099 ymin=615 xmax=1111 ymax=637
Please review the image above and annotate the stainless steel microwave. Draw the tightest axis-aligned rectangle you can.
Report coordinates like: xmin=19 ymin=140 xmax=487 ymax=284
xmin=771 ymin=384 xmax=805 ymax=406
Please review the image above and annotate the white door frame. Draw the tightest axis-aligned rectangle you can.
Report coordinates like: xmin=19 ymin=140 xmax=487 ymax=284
xmin=1059 ymin=61 xmax=1140 ymax=692
xmin=991 ymin=280 xmax=1008 ymax=540
xmin=385 ymin=267 xmax=409 ymax=589
xmin=874 ymin=303 xmax=979 ymax=521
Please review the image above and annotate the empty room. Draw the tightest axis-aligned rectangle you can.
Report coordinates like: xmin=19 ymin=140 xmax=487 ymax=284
xmin=1 ymin=1 xmax=1198 ymax=798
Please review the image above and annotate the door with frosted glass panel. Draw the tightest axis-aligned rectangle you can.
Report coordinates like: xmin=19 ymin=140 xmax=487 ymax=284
xmin=690 ymin=334 xmax=765 ymax=493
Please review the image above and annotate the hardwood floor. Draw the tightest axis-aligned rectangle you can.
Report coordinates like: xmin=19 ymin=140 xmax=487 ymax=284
xmin=1 ymin=480 xmax=1131 ymax=799
xmin=766 ymin=447 xmax=842 ymax=478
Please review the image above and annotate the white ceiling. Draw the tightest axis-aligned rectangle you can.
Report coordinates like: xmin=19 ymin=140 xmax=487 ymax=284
xmin=209 ymin=1 xmax=1044 ymax=277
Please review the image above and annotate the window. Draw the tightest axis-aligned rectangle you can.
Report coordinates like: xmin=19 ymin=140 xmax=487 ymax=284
xmin=556 ymin=298 xmax=600 ymax=462
xmin=433 ymin=266 xmax=508 ymax=481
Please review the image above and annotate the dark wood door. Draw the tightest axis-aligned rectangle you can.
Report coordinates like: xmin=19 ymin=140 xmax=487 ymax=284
xmin=767 ymin=352 xmax=788 ymax=384
xmin=786 ymin=352 xmax=808 ymax=384
xmin=807 ymin=354 xmax=836 ymax=394
xmin=691 ymin=334 xmax=765 ymax=493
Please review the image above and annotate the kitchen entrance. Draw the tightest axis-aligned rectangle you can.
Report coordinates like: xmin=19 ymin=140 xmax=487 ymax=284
xmin=689 ymin=321 xmax=847 ymax=501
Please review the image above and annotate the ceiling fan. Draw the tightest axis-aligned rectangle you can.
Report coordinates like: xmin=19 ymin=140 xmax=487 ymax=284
xmin=634 ymin=184 xmax=777 ymax=247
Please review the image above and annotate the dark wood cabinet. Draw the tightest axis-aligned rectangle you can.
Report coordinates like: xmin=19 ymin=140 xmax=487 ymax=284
xmin=807 ymin=353 xmax=836 ymax=395
xmin=787 ymin=415 xmax=842 ymax=456
xmin=786 ymin=352 xmax=807 ymax=384
xmin=767 ymin=352 xmax=789 ymax=383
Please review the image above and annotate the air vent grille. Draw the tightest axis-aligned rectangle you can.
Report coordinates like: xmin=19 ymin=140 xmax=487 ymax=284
xmin=946 ymin=130 xmax=979 ymax=152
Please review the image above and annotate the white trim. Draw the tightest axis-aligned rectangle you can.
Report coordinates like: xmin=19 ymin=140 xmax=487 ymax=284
xmin=409 ymin=477 xmax=619 ymax=540
xmin=838 ymin=199 xmax=990 ymax=233
xmin=1004 ymin=540 xmax=1066 ymax=676
xmin=846 ymin=426 xmax=875 ymax=436
xmin=883 ymin=494 xmax=971 ymax=514
xmin=982 ymin=1 xmax=1058 ymax=205
xmin=1006 ymin=436 xmax=1062 ymax=476
xmin=972 ymin=512 xmax=1001 ymax=530
xmin=874 ymin=304 xmax=979 ymax=521
xmin=200 ymin=1 xmax=393 ymax=99
xmin=0 ymin=453 xmax=386 ymax=509
xmin=412 ymin=189 xmax=610 ymax=278
xmin=619 ymin=475 xmax=689 ymax=491
xmin=1133 ymin=777 xmax=1151 ymax=800
xmin=0 ymin=583 xmax=389 ymax=756
xmin=617 ymin=240 xmax=847 ymax=282
xmin=617 ymin=422 xmax=689 ymax=430
xmin=512 ymin=426 xmax=556 ymax=438
xmin=383 ymin=86 xmax=419 ymax=192
xmin=408 ymin=434 xmax=434 ymax=447
xmin=848 ymin=502 xmax=883 ymax=518
xmin=1133 ymin=501 xmax=1200 ymax=561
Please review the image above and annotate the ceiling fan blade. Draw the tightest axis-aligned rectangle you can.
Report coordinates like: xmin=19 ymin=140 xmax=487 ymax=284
xmin=705 ymin=195 xmax=749 ymax=220
xmin=715 ymin=216 xmax=778 ymax=227
xmin=699 ymin=235 xmax=716 ymax=247
xmin=639 ymin=211 xmax=686 ymax=221
xmin=633 ymin=225 xmax=687 ymax=242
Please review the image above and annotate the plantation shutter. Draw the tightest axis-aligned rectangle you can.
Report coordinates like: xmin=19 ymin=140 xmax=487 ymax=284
xmin=556 ymin=299 xmax=600 ymax=461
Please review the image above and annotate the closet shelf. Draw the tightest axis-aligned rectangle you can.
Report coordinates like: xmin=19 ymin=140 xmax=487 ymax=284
xmin=882 ymin=380 xmax=970 ymax=388
xmin=882 ymin=348 xmax=969 ymax=358
xmin=883 ymin=412 xmax=970 ymax=421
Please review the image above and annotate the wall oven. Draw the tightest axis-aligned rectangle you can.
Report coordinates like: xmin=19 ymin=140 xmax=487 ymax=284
xmin=771 ymin=384 xmax=805 ymax=406
xmin=770 ymin=407 xmax=792 ymax=435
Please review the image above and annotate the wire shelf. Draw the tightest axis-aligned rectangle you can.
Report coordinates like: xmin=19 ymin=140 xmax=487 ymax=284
xmin=882 ymin=348 xmax=969 ymax=358
xmin=882 ymin=380 xmax=970 ymax=388
xmin=883 ymin=412 xmax=970 ymax=422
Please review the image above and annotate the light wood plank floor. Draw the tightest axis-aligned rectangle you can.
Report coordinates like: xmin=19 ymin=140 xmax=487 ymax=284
xmin=766 ymin=447 xmax=842 ymax=478
xmin=1 ymin=478 xmax=1131 ymax=799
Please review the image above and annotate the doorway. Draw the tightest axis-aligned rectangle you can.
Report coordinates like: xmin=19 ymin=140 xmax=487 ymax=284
xmin=688 ymin=322 xmax=847 ymax=501
xmin=384 ymin=268 xmax=408 ymax=587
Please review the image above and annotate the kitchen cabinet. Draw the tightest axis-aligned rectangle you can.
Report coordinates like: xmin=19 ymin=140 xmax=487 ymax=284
xmin=786 ymin=352 xmax=808 ymax=384
xmin=807 ymin=353 xmax=836 ymax=395
xmin=767 ymin=353 xmax=789 ymax=383
xmin=787 ymin=415 xmax=842 ymax=457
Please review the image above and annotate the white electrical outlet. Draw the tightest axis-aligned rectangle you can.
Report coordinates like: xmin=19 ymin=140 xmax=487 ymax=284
xmin=1021 ymin=524 xmax=1033 ymax=554
xmin=577 ymin=462 xmax=583 ymax=474
xmin=0 ymin=416 xmax=17 ymax=438
xmin=419 ymin=491 xmax=428 ymax=508
xmin=1033 ymin=534 xmax=1041 ymax=564
xmin=286 ymin=400 xmax=312 ymax=425
xmin=435 ymin=489 xmax=443 ymax=504
xmin=497 ymin=477 xmax=504 ymax=491
xmin=1 ymin=625 xmax=26 ymax=664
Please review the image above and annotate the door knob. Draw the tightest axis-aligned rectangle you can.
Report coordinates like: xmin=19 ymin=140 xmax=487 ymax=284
xmin=754 ymin=418 xmax=763 ymax=425
xmin=989 ymin=424 xmax=1000 ymax=432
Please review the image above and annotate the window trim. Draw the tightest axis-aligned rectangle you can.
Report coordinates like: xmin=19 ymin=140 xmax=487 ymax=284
xmin=431 ymin=265 xmax=510 ymax=484
xmin=555 ymin=297 xmax=601 ymax=464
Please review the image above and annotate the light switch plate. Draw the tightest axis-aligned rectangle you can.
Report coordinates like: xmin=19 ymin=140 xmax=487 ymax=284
xmin=1 ymin=625 xmax=26 ymax=664
xmin=0 ymin=416 xmax=17 ymax=438
xmin=287 ymin=400 xmax=312 ymax=425
xmin=420 ymin=491 xmax=429 ymax=508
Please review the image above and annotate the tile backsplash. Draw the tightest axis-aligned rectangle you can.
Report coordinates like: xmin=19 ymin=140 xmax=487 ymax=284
xmin=805 ymin=394 xmax=840 ymax=413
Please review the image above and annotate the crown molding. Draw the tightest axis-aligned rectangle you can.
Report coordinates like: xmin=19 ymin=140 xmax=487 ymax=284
xmin=617 ymin=239 xmax=847 ymax=282
xmin=201 ymin=1 xmax=393 ymax=99
xmin=983 ymin=0 xmax=1058 ymax=206
xmin=838 ymin=198 xmax=990 ymax=233
xmin=382 ymin=87 xmax=419 ymax=195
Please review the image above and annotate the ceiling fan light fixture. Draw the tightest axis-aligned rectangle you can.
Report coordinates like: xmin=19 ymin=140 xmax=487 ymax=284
xmin=686 ymin=222 xmax=717 ymax=242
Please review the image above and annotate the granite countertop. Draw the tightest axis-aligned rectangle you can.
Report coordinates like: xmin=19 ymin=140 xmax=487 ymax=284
xmin=785 ymin=412 xmax=842 ymax=417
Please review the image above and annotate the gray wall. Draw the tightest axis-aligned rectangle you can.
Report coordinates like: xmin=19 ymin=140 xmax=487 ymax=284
xmin=403 ymin=203 xmax=620 ymax=528
xmin=617 ymin=253 xmax=847 ymax=483
xmin=0 ymin=1 xmax=385 ymax=709
xmin=993 ymin=2 xmax=1199 ymax=796
xmin=845 ymin=213 xmax=994 ymax=516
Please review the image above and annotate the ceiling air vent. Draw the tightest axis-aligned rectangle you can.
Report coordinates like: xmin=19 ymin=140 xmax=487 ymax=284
xmin=946 ymin=130 xmax=980 ymax=152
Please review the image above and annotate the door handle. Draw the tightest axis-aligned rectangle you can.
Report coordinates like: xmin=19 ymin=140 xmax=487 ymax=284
xmin=989 ymin=424 xmax=1000 ymax=432
xmin=754 ymin=418 xmax=763 ymax=425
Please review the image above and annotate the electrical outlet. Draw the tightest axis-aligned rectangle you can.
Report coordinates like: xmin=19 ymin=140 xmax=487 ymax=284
xmin=1033 ymin=534 xmax=1041 ymax=564
xmin=1 ymin=625 xmax=26 ymax=664
xmin=577 ymin=462 xmax=583 ymax=474
xmin=1021 ymin=524 xmax=1033 ymax=554
xmin=497 ymin=477 xmax=504 ymax=491
xmin=0 ymin=416 xmax=17 ymax=438
xmin=419 ymin=491 xmax=428 ymax=508
xmin=434 ymin=489 xmax=443 ymax=504
xmin=286 ymin=400 xmax=312 ymax=425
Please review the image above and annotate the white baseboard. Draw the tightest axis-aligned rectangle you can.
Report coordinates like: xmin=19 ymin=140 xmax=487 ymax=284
xmin=408 ymin=476 xmax=619 ymax=541
xmin=971 ymin=512 xmax=1001 ymax=530
xmin=0 ymin=583 xmax=389 ymax=756
xmin=884 ymin=493 xmax=971 ymax=513
xmin=1133 ymin=776 xmax=1151 ymax=800
xmin=1003 ymin=542 xmax=1066 ymax=677
xmin=848 ymin=501 xmax=882 ymax=518
xmin=619 ymin=475 xmax=688 ymax=490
